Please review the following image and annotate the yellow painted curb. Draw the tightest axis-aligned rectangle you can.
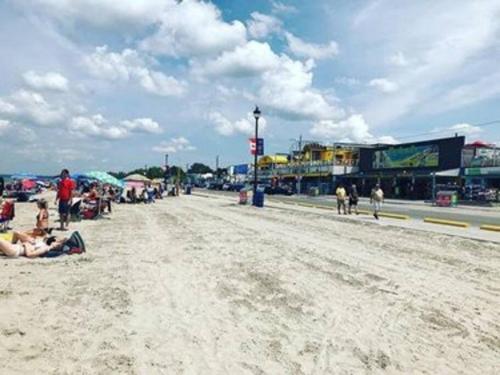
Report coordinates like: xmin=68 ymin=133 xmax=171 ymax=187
xmin=297 ymin=202 xmax=315 ymax=208
xmin=378 ymin=212 xmax=410 ymax=220
xmin=480 ymin=224 xmax=500 ymax=232
xmin=424 ymin=217 xmax=469 ymax=228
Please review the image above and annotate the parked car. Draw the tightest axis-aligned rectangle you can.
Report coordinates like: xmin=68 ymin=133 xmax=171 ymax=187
xmin=264 ymin=185 xmax=294 ymax=196
xmin=207 ymin=181 xmax=223 ymax=190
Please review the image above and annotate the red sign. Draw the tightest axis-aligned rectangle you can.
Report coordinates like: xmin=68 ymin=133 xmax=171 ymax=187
xmin=249 ymin=138 xmax=264 ymax=155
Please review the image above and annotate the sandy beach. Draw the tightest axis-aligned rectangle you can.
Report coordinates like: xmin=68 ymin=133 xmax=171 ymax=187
xmin=1 ymin=193 xmax=499 ymax=374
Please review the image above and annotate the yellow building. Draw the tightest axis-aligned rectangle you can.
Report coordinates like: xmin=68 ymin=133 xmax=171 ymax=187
xmin=301 ymin=144 xmax=357 ymax=165
xmin=258 ymin=154 xmax=289 ymax=169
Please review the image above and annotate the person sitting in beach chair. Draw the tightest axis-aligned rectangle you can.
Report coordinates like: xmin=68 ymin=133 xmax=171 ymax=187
xmin=0 ymin=230 xmax=85 ymax=258
xmin=70 ymin=199 xmax=82 ymax=221
xmin=0 ymin=199 xmax=15 ymax=232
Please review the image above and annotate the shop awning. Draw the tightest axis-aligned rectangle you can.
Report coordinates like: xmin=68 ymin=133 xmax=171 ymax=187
xmin=435 ymin=168 xmax=461 ymax=177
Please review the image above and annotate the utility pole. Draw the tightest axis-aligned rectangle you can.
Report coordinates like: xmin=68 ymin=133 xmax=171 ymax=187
xmin=297 ymin=134 xmax=303 ymax=194
xmin=164 ymin=154 xmax=169 ymax=185
xmin=216 ymin=155 xmax=220 ymax=181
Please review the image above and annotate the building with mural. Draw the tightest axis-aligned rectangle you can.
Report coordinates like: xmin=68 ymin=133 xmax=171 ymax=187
xmin=227 ymin=135 xmax=498 ymax=202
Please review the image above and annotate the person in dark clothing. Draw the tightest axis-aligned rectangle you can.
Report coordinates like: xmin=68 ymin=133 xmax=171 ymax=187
xmin=0 ymin=176 xmax=4 ymax=198
xmin=348 ymin=184 xmax=359 ymax=215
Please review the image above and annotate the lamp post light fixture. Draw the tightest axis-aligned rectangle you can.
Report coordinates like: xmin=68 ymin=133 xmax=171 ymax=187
xmin=252 ymin=106 xmax=261 ymax=204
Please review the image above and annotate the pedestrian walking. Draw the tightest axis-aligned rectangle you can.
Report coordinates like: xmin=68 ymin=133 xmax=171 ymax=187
xmin=54 ymin=169 xmax=74 ymax=231
xmin=336 ymin=184 xmax=347 ymax=215
xmin=348 ymin=184 xmax=359 ymax=215
xmin=370 ymin=184 xmax=384 ymax=220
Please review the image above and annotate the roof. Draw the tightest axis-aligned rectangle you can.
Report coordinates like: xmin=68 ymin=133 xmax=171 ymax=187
xmin=124 ymin=173 xmax=151 ymax=182
xmin=464 ymin=140 xmax=494 ymax=148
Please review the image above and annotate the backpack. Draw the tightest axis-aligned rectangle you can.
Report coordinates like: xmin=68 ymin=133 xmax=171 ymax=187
xmin=41 ymin=231 xmax=86 ymax=258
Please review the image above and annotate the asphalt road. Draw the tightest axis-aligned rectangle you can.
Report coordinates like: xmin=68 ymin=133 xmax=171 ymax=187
xmin=195 ymin=189 xmax=500 ymax=228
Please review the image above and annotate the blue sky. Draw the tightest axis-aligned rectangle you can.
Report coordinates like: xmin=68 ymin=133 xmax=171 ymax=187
xmin=0 ymin=0 xmax=499 ymax=174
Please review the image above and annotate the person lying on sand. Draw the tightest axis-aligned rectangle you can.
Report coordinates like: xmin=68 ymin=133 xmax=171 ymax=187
xmin=0 ymin=231 xmax=67 ymax=258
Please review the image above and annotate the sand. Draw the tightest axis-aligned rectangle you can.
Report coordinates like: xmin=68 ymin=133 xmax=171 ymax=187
xmin=0 ymin=192 xmax=499 ymax=374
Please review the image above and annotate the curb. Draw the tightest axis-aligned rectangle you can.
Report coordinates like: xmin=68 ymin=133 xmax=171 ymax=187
xmin=423 ymin=217 xmax=469 ymax=228
xmin=480 ymin=224 xmax=500 ymax=232
xmin=378 ymin=212 xmax=410 ymax=220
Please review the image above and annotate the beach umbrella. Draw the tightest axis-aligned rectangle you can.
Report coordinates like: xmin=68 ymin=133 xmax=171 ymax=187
xmin=22 ymin=179 xmax=36 ymax=190
xmin=124 ymin=173 xmax=151 ymax=182
xmin=83 ymin=171 xmax=124 ymax=188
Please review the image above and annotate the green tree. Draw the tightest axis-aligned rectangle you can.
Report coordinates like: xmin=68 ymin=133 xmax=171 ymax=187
xmin=188 ymin=163 xmax=213 ymax=174
xmin=145 ymin=166 xmax=165 ymax=179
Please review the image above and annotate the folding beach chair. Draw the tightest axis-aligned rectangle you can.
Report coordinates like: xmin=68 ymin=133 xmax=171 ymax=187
xmin=0 ymin=200 xmax=15 ymax=232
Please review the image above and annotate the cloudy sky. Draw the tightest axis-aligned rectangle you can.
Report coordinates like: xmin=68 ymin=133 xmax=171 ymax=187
xmin=1 ymin=0 xmax=499 ymax=174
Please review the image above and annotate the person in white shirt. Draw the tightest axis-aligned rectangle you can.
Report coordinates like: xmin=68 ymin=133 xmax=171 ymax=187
xmin=370 ymin=184 xmax=384 ymax=220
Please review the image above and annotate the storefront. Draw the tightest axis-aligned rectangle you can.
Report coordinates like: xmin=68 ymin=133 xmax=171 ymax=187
xmin=346 ymin=136 xmax=465 ymax=200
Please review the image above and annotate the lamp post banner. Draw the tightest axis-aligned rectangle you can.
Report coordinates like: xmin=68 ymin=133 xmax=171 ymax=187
xmin=249 ymin=138 xmax=264 ymax=155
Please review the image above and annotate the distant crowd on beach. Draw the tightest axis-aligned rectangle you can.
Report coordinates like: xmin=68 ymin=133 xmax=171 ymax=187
xmin=0 ymin=168 xmax=185 ymax=259
xmin=0 ymin=169 xmax=87 ymax=258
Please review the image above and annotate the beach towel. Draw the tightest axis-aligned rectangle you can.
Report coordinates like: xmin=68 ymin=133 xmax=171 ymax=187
xmin=0 ymin=232 xmax=13 ymax=242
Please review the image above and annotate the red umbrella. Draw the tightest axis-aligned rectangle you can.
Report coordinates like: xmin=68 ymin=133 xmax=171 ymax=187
xmin=22 ymin=179 xmax=36 ymax=190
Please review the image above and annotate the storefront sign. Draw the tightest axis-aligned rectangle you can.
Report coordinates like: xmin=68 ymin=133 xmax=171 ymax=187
xmin=372 ymin=144 xmax=439 ymax=169
xmin=465 ymin=167 xmax=500 ymax=176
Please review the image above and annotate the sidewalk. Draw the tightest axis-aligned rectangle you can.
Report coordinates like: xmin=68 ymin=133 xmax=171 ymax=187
xmin=301 ymin=194 xmax=500 ymax=214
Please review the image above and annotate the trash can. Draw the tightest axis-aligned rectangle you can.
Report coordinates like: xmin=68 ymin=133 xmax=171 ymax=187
xmin=239 ymin=189 xmax=248 ymax=205
xmin=185 ymin=185 xmax=192 ymax=195
xmin=253 ymin=188 xmax=265 ymax=207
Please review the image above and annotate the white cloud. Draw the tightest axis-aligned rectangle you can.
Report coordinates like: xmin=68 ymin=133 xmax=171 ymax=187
xmin=209 ymin=111 xmax=267 ymax=136
xmin=152 ymin=137 xmax=196 ymax=153
xmin=136 ymin=70 xmax=187 ymax=97
xmin=0 ymin=99 xmax=17 ymax=114
xmin=358 ymin=1 xmax=500 ymax=126
xmin=23 ymin=71 xmax=69 ymax=92
xmin=335 ymin=76 xmax=360 ymax=86
xmin=310 ymin=114 xmax=397 ymax=144
xmin=368 ymin=78 xmax=399 ymax=93
xmin=0 ymin=89 xmax=66 ymax=126
xmin=430 ymin=72 xmax=500 ymax=113
xmin=69 ymin=114 xmax=165 ymax=140
xmin=260 ymin=56 xmax=344 ymax=121
xmin=121 ymin=118 xmax=162 ymax=134
xmin=193 ymin=41 xmax=280 ymax=78
xmin=285 ymin=32 xmax=339 ymax=60
xmin=447 ymin=123 xmax=482 ymax=135
xmin=140 ymin=0 xmax=247 ymax=58
xmin=83 ymin=46 xmax=186 ymax=96
xmin=271 ymin=1 xmax=297 ymax=15
xmin=0 ymin=119 xmax=10 ymax=135
xmin=69 ymin=115 xmax=129 ymax=140
xmin=24 ymin=0 xmax=169 ymax=28
xmin=388 ymin=52 xmax=409 ymax=67
xmin=247 ymin=12 xmax=282 ymax=39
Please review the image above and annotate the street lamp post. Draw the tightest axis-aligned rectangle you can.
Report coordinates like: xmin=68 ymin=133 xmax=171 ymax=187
xmin=253 ymin=106 xmax=261 ymax=204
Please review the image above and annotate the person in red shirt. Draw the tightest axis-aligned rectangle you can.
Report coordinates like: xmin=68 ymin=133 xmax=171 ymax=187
xmin=55 ymin=169 xmax=74 ymax=231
